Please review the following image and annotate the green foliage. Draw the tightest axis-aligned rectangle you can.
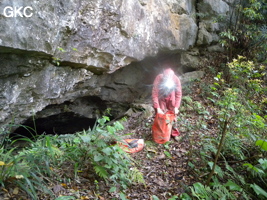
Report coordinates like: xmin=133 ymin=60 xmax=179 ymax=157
xmin=224 ymin=180 xmax=242 ymax=192
xmin=73 ymin=116 xmax=138 ymax=189
xmin=242 ymin=142 xmax=267 ymax=199
xmin=152 ymin=195 xmax=160 ymax=200
xmin=52 ymin=47 xmax=77 ymax=66
xmin=207 ymin=162 xmax=224 ymax=179
xmin=181 ymin=96 xmax=210 ymax=118
xmin=56 ymin=115 xmax=144 ymax=189
xmin=186 ymin=56 xmax=266 ymax=199
xmin=188 ymin=181 xmax=237 ymax=200
xmin=57 ymin=47 xmax=66 ymax=52
xmin=222 ymin=132 xmax=246 ymax=160
xmin=52 ymin=57 xmax=61 ymax=66
xmin=180 ymin=193 xmax=192 ymax=200
xmin=0 ymin=136 xmax=56 ymax=199
xmin=0 ymin=114 xmax=143 ymax=198
xmin=164 ymin=150 xmax=172 ymax=158
xmin=219 ymin=30 xmax=237 ymax=47
xmin=256 ymin=140 xmax=267 ymax=151
xmin=0 ymin=147 xmax=27 ymax=187
xmin=227 ymin=56 xmax=266 ymax=95
xmin=218 ymin=0 xmax=267 ymax=61
xmin=250 ymin=183 xmax=267 ymax=198
xmin=211 ymin=56 xmax=266 ymax=140
xmin=168 ymin=195 xmax=178 ymax=200
xmin=128 ymin=167 xmax=146 ymax=185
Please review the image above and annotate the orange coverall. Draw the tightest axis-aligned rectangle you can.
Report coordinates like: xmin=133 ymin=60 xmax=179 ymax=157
xmin=152 ymin=68 xmax=182 ymax=113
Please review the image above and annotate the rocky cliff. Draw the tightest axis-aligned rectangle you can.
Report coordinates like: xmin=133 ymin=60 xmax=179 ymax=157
xmin=0 ymin=0 xmax=229 ymax=134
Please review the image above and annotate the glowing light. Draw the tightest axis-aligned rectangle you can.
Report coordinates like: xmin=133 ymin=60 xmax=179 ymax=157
xmin=164 ymin=79 xmax=175 ymax=89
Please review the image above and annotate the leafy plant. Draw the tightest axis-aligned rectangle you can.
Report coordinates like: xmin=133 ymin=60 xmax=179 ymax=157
xmin=242 ymin=140 xmax=267 ymax=199
xmin=218 ymin=0 xmax=267 ymax=61
xmin=185 ymin=55 xmax=266 ymax=199
xmin=129 ymin=167 xmax=145 ymax=185
xmin=168 ymin=195 xmax=178 ymax=200
xmin=0 ymin=113 xmax=144 ymax=198
xmin=0 ymin=147 xmax=27 ymax=187
xmin=189 ymin=181 xmax=237 ymax=200
xmin=52 ymin=47 xmax=77 ymax=66
xmin=57 ymin=115 xmax=143 ymax=190
xmin=152 ymin=195 xmax=160 ymax=200
xmin=77 ymin=116 xmax=137 ymax=188
xmin=0 ymin=136 xmax=57 ymax=199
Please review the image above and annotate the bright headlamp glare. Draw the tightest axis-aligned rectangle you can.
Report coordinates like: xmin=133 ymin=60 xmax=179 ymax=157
xmin=164 ymin=79 xmax=175 ymax=89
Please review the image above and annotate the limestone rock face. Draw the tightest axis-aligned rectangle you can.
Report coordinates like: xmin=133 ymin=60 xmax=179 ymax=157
xmin=196 ymin=0 xmax=229 ymax=46
xmin=198 ymin=0 xmax=229 ymax=16
xmin=0 ymin=0 xmax=197 ymax=72
xmin=0 ymin=0 xmax=228 ymax=133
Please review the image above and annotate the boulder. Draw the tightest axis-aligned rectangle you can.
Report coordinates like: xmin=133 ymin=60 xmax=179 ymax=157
xmin=198 ymin=0 xmax=229 ymax=18
xmin=180 ymin=71 xmax=205 ymax=84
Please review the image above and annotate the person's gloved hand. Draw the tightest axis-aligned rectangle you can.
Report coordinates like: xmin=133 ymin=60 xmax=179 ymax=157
xmin=174 ymin=107 xmax=179 ymax=115
xmin=157 ymin=108 xmax=164 ymax=114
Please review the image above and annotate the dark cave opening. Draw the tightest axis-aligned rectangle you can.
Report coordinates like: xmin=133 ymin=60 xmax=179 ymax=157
xmin=9 ymin=52 xmax=189 ymax=140
xmin=12 ymin=112 xmax=97 ymax=139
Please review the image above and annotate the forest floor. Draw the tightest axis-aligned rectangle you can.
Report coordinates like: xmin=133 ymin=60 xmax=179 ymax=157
xmin=1 ymin=73 xmax=218 ymax=200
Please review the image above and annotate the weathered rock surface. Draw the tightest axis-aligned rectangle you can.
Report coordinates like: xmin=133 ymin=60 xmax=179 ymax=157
xmin=0 ymin=0 xmax=197 ymax=72
xmin=196 ymin=0 xmax=229 ymax=47
xmin=0 ymin=0 xmax=229 ymax=134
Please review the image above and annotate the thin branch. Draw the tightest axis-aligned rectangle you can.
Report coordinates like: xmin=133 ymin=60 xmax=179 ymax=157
xmin=205 ymin=118 xmax=228 ymax=185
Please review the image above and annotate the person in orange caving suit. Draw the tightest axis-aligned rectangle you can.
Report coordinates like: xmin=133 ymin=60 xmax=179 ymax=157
xmin=152 ymin=67 xmax=182 ymax=136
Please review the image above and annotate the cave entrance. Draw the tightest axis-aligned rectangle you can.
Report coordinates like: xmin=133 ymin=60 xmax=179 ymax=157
xmin=12 ymin=112 xmax=97 ymax=139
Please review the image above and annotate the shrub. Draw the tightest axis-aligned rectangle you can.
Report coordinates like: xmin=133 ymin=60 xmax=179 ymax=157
xmin=0 ymin=115 xmax=144 ymax=199
xmin=183 ymin=56 xmax=266 ymax=199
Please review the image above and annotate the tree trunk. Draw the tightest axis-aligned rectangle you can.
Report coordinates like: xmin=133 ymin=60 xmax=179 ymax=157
xmin=206 ymin=119 xmax=228 ymax=185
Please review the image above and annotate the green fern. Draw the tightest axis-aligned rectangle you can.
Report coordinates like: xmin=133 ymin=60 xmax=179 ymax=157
xmin=208 ymin=162 xmax=224 ymax=179
xmin=189 ymin=181 xmax=237 ymax=200
xmin=70 ymin=115 xmax=144 ymax=189
xmin=225 ymin=163 xmax=246 ymax=185
xmin=129 ymin=167 xmax=145 ymax=185
xmin=94 ymin=165 xmax=108 ymax=179
xmin=221 ymin=132 xmax=246 ymax=160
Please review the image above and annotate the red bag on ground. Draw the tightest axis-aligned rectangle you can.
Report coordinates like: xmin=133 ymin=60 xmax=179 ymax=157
xmin=152 ymin=111 xmax=176 ymax=144
xmin=118 ymin=139 xmax=144 ymax=153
